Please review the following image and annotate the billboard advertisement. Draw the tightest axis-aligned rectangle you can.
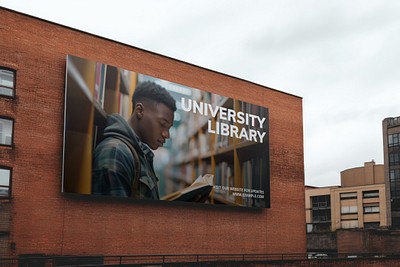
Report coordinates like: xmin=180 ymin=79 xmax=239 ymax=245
xmin=63 ymin=55 xmax=270 ymax=208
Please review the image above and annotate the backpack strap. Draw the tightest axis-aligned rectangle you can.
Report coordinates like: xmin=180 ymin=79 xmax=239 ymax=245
xmin=113 ymin=136 xmax=141 ymax=198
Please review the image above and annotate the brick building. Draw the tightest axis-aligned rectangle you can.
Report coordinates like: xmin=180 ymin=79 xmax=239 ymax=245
xmin=0 ymin=7 xmax=305 ymax=258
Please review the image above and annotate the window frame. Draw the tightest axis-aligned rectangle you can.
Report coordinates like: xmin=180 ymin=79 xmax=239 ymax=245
xmin=390 ymin=169 xmax=400 ymax=182
xmin=341 ymin=219 xmax=359 ymax=229
xmin=389 ymin=152 xmax=400 ymax=166
xmin=363 ymin=190 xmax=379 ymax=199
xmin=0 ymin=116 xmax=14 ymax=147
xmin=311 ymin=195 xmax=331 ymax=209
xmin=0 ymin=67 xmax=16 ymax=98
xmin=0 ymin=166 xmax=12 ymax=199
xmin=389 ymin=133 xmax=400 ymax=147
xmin=341 ymin=205 xmax=358 ymax=214
xmin=340 ymin=192 xmax=357 ymax=200
xmin=363 ymin=204 xmax=380 ymax=214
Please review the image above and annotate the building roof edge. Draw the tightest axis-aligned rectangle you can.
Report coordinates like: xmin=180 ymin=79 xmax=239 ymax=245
xmin=1 ymin=6 xmax=302 ymax=100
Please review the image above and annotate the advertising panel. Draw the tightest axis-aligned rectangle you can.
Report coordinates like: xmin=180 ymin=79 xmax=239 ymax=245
xmin=63 ymin=55 xmax=270 ymax=208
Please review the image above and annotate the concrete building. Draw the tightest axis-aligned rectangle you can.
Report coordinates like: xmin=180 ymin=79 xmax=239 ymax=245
xmin=0 ymin=7 xmax=305 ymax=259
xmin=306 ymin=161 xmax=387 ymax=233
xmin=306 ymin=161 xmax=388 ymax=254
xmin=383 ymin=116 xmax=400 ymax=228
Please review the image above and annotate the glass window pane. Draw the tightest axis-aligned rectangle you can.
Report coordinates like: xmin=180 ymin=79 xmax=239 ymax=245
xmin=340 ymin=192 xmax=357 ymax=199
xmin=0 ymin=169 xmax=10 ymax=186
xmin=0 ymin=168 xmax=10 ymax=197
xmin=363 ymin=204 xmax=379 ymax=213
xmin=341 ymin=205 xmax=357 ymax=214
xmin=342 ymin=220 xmax=358 ymax=229
xmin=0 ymin=69 xmax=15 ymax=97
xmin=363 ymin=190 xmax=379 ymax=198
xmin=0 ymin=118 xmax=13 ymax=145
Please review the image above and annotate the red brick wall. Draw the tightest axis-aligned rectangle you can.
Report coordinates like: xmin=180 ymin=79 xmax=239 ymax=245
xmin=0 ymin=8 xmax=305 ymax=256
xmin=337 ymin=229 xmax=400 ymax=254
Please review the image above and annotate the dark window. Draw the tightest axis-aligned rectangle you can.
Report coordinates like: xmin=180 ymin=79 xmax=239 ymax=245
xmin=392 ymin=217 xmax=400 ymax=228
xmin=391 ymin=182 xmax=400 ymax=198
xmin=389 ymin=152 xmax=400 ymax=166
xmin=311 ymin=195 xmax=332 ymax=224
xmin=312 ymin=209 xmax=331 ymax=222
xmin=389 ymin=133 xmax=400 ymax=147
xmin=0 ymin=118 xmax=13 ymax=146
xmin=363 ymin=190 xmax=379 ymax=199
xmin=390 ymin=169 xmax=400 ymax=182
xmin=0 ymin=167 xmax=11 ymax=198
xmin=0 ymin=68 xmax=15 ymax=97
xmin=391 ymin=198 xmax=400 ymax=211
xmin=311 ymin=195 xmax=331 ymax=209
xmin=364 ymin=222 xmax=380 ymax=229
xmin=340 ymin=192 xmax=357 ymax=200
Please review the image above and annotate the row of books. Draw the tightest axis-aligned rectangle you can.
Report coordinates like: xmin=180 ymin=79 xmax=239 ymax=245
xmin=214 ymin=161 xmax=235 ymax=202
xmin=164 ymin=161 xmax=212 ymax=195
xmin=214 ymin=119 xmax=234 ymax=149
xmin=242 ymin=157 xmax=266 ymax=208
xmin=93 ymin=62 xmax=106 ymax=108
xmin=239 ymin=101 xmax=268 ymax=132
xmin=93 ymin=63 xmax=132 ymax=119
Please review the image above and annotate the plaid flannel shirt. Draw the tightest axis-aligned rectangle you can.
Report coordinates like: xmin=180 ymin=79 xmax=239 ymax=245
xmin=91 ymin=114 xmax=160 ymax=199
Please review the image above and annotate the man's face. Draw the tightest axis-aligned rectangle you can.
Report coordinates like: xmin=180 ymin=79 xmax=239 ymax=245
xmin=137 ymin=102 xmax=174 ymax=150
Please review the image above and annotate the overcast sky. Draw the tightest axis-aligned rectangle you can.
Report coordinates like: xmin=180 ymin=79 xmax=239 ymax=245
xmin=2 ymin=0 xmax=400 ymax=186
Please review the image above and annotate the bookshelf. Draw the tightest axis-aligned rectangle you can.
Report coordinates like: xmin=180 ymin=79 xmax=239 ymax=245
xmin=63 ymin=55 xmax=137 ymax=194
xmin=165 ymin=90 xmax=269 ymax=208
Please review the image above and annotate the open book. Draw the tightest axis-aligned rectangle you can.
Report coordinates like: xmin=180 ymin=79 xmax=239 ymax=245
xmin=161 ymin=174 xmax=214 ymax=202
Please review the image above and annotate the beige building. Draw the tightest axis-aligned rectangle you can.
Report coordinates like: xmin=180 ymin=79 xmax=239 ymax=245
xmin=306 ymin=161 xmax=388 ymax=233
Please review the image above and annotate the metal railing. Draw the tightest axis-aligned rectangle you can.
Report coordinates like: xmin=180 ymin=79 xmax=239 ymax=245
xmin=0 ymin=252 xmax=400 ymax=266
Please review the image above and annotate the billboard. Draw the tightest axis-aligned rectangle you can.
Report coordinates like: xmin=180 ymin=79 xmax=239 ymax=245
xmin=63 ymin=55 xmax=270 ymax=208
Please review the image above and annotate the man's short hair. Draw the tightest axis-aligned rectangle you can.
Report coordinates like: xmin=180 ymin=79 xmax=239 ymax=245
xmin=132 ymin=81 xmax=177 ymax=112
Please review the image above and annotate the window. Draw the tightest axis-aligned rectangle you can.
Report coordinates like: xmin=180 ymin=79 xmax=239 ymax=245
xmin=311 ymin=195 xmax=331 ymax=209
xmin=312 ymin=209 xmax=331 ymax=222
xmin=0 ymin=118 xmax=13 ymax=146
xmin=307 ymin=223 xmax=330 ymax=233
xmin=363 ymin=204 xmax=380 ymax=214
xmin=0 ymin=68 xmax=15 ymax=97
xmin=391 ymin=182 xmax=400 ymax=198
xmin=341 ymin=205 xmax=358 ymax=214
xmin=341 ymin=220 xmax=359 ymax=229
xmin=389 ymin=133 xmax=400 ymax=147
xmin=364 ymin=222 xmax=380 ymax=229
xmin=389 ymin=152 xmax=400 ymax=166
xmin=0 ymin=167 xmax=11 ymax=198
xmin=340 ymin=192 xmax=357 ymax=200
xmin=390 ymin=169 xmax=400 ymax=182
xmin=363 ymin=190 xmax=379 ymax=199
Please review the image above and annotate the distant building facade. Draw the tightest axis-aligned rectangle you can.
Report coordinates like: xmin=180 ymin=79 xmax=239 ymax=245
xmin=306 ymin=161 xmax=388 ymax=254
xmin=383 ymin=116 xmax=400 ymax=228
xmin=306 ymin=161 xmax=387 ymax=233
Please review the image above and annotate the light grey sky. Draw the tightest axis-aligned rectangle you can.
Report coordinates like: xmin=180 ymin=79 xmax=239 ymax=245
xmin=2 ymin=0 xmax=400 ymax=186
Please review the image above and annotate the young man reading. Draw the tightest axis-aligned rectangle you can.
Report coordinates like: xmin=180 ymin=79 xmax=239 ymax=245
xmin=91 ymin=81 xmax=176 ymax=199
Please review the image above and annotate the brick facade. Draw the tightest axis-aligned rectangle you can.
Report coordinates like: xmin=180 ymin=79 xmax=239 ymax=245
xmin=0 ymin=8 xmax=305 ymax=256
xmin=337 ymin=229 xmax=400 ymax=254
